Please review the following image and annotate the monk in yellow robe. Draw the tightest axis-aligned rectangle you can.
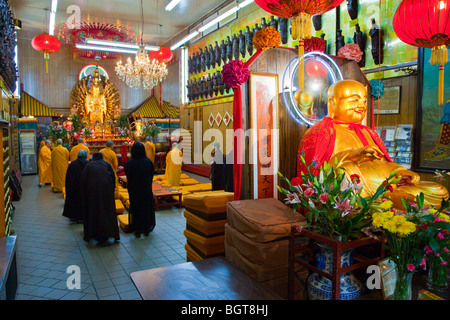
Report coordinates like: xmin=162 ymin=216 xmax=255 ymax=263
xmin=297 ymin=79 xmax=449 ymax=209
xmin=144 ymin=137 xmax=156 ymax=164
xmin=70 ymin=137 xmax=90 ymax=162
xmin=165 ymin=143 xmax=183 ymax=186
xmin=100 ymin=140 xmax=119 ymax=197
xmin=38 ymin=140 xmax=52 ymax=187
xmin=51 ymin=139 xmax=69 ymax=193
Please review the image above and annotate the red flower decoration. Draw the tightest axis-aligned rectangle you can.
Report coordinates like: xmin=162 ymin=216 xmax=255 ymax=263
xmin=291 ymin=177 xmax=302 ymax=186
xmin=383 ymin=181 xmax=394 ymax=192
xmin=221 ymin=60 xmax=251 ymax=89
xmin=350 ymin=174 xmax=361 ymax=184
xmin=337 ymin=43 xmax=363 ymax=63
xmin=304 ymin=36 xmax=326 ymax=53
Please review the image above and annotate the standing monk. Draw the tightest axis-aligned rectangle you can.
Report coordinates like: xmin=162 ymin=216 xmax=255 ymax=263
xmin=70 ymin=137 xmax=90 ymax=162
xmin=125 ymin=142 xmax=156 ymax=237
xmin=38 ymin=140 xmax=52 ymax=187
xmin=165 ymin=143 xmax=183 ymax=186
xmin=100 ymin=140 xmax=119 ymax=198
xmin=144 ymin=136 xmax=156 ymax=164
xmin=51 ymin=139 xmax=69 ymax=193
xmin=63 ymin=150 xmax=89 ymax=223
xmin=80 ymin=153 xmax=119 ymax=245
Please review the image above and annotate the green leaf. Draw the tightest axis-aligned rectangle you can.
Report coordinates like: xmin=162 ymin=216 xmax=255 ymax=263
xmin=429 ymin=237 xmax=441 ymax=253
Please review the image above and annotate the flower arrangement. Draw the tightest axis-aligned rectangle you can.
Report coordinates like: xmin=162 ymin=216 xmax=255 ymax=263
xmin=372 ymin=193 xmax=450 ymax=298
xmin=435 ymin=170 xmax=450 ymax=183
xmin=277 ymin=154 xmax=400 ymax=242
xmin=46 ymin=123 xmax=69 ymax=142
xmin=304 ymin=36 xmax=326 ymax=53
xmin=82 ymin=127 xmax=93 ymax=140
xmin=117 ymin=127 xmax=129 ymax=138
xmin=142 ymin=122 xmax=160 ymax=138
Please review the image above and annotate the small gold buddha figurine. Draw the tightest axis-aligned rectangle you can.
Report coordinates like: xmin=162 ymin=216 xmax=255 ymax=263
xmin=294 ymin=90 xmax=315 ymax=118
xmin=297 ymin=79 xmax=449 ymax=209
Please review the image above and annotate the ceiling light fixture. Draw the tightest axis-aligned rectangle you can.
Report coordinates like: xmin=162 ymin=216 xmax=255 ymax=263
xmin=75 ymin=43 xmax=138 ymax=54
xmin=86 ymin=38 xmax=160 ymax=51
xmin=170 ymin=0 xmax=255 ymax=50
xmin=49 ymin=0 xmax=58 ymax=35
xmin=165 ymin=0 xmax=182 ymax=11
xmin=115 ymin=0 xmax=168 ymax=90
xmin=170 ymin=31 xmax=200 ymax=50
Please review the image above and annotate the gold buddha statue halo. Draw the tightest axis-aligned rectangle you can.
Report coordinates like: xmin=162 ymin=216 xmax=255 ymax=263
xmin=297 ymin=79 xmax=449 ymax=209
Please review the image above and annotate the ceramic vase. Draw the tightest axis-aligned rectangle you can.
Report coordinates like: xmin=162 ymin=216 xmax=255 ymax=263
xmin=307 ymin=243 xmax=362 ymax=300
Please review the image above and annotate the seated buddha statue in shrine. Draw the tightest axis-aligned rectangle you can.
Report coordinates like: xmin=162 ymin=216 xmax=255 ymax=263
xmin=297 ymin=79 xmax=449 ymax=209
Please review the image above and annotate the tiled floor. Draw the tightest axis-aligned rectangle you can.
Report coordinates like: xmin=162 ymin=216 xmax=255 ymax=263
xmin=11 ymin=172 xmax=210 ymax=300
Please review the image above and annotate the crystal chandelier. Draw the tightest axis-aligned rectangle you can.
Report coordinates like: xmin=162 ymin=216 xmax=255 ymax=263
xmin=115 ymin=46 xmax=168 ymax=90
xmin=115 ymin=0 xmax=168 ymax=90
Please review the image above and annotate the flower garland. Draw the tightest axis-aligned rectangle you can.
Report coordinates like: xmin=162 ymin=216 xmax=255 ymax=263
xmin=253 ymin=26 xmax=281 ymax=51
xmin=337 ymin=43 xmax=364 ymax=63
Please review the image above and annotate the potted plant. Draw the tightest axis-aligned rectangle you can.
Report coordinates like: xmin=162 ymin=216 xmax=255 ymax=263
xmin=278 ymin=155 xmax=400 ymax=300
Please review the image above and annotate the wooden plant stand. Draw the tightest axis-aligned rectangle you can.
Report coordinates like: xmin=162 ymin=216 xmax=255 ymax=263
xmin=288 ymin=226 xmax=385 ymax=300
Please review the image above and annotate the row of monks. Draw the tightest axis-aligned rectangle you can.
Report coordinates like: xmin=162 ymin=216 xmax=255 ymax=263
xmin=37 ymin=136 xmax=184 ymax=194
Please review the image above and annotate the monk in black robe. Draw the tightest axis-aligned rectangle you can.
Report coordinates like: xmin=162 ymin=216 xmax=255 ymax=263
xmin=81 ymin=152 xmax=119 ymax=244
xmin=124 ymin=142 xmax=156 ymax=237
xmin=210 ymin=142 xmax=225 ymax=191
xmin=62 ymin=149 xmax=89 ymax=223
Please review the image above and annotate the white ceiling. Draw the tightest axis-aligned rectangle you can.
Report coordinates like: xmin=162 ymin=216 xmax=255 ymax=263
xmin=10 ymin=0 xmax=229 ymax=46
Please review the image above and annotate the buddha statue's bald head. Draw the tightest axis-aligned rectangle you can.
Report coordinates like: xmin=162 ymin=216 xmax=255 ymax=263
xmin=327 ymin=80 xmax=368 ymax=124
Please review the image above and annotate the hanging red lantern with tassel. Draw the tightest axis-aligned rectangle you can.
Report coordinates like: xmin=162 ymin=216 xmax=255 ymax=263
xmin=254 ymin=0 xmax=345 ymax=92
xmin=31 ymin=33 xmax=61 ymax=73
xmin=393 ymin=0 xmax=450 ymax=104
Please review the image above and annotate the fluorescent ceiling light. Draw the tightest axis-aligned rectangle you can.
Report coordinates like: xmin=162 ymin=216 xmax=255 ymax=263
xmin=86 ymin=38 xmax=160 ymax=51
xmin=75 ymin=43 xmax=137 ymax=54
xmin=238 ymin=0 xmax=254 ymax=8
xmin=165 ymin=0 xmax=182 ymax=11
xmin=49 ymin=0 xmax=58 ymax=35
xmin=170 ymin=31 xmax=199 ymax=50
xmin=199 ymin=5 xmax=239 ymax=32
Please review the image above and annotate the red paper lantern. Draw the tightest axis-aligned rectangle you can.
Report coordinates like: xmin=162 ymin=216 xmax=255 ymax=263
xmin=31 ymin=33 xmax=61 ymax=73
xmin=149 ymin=46 xmax=173 ymax=62
xmin=254 ymin=0 xmax=345 ymax=39
xmin=393 ymin=0 xmax=450 ymax=104
xmin=254 ymin=0 xmax=344 ymax=91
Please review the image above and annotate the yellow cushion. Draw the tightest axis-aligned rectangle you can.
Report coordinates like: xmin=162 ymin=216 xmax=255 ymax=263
xmin=183 ymin=192 xmax=234 ymax=214
xmin=115 ymin=199 xmax=125 ymax=214
xmin=184 ymin=209 xmax=227 ymax=236
xmin=118 ymin=214 xmax=130 ymax=233
xmin=194 ymin=183 xmax=212 ymax=192
xmin=124 ymin=200 xmax=130 ymax=209
xmin=185 ymin=243 xmax=202 ymax=262
xmin=153 ymin=175 xmax=165 ymax=181
xmin=184 ymin=229 xmax=225 ymax=256
xmin=180 ymin=178 xmax=199 ymax=186
xmin=180 ymin=173 xmax=190 ymax=179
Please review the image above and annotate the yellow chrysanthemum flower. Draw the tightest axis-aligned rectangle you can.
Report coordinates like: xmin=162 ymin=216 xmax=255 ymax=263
xmin=396 ymin=221 xmax=417 ymax=237
xmin=372 ymin=217 xmax=384 ymax=228
xmin=381 ymin=211 xmax=394 ymax=219
xmin=393 ymin=214 xmax=406 ymax=225
xmin=438 ymin=213 xmax=450 ymax=222
xmin=429 ymin=208 xmax=437 ymax=214
xmin=384 ymin=219 xmax=397 ymax=233
xmin=379 ymin=201 xmax=393 ymax=210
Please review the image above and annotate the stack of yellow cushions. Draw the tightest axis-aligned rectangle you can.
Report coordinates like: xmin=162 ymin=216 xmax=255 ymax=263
xmin=182 ymin=191 xmax=234 ymax=262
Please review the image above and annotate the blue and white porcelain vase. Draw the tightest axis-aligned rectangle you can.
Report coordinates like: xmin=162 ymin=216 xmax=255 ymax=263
xmin=307 ymin=243 xmax=362 ymax=300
